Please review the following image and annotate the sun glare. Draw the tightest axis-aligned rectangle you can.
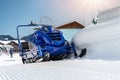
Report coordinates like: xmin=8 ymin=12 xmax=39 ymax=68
xmin=76 ymin=0 xmax=111 ymax=16
xmin=74 ymin=0 xmax=111 ymax=25
xmin=76 ymin=0 xmax=110 ymax=11
xmin=84 ymin=0 xmax=109 ymax=10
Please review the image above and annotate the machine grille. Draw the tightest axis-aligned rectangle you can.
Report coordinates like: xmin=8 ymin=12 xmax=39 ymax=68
xmin=46 ymin=33 xmax=62 ymax=41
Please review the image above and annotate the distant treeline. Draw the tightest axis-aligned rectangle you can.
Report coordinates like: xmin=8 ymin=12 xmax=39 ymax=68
xmin=0 ymin=35 xmax=31 ymax=41
xmin=0 ymin=35 xmax=16 ymax=40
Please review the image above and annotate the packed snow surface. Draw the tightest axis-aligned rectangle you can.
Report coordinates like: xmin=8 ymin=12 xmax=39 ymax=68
xmin=0 ymin=54 xmax=22 ymax=66
xmin=72 ymin=19 xmax=120 ymax=60
xmin=0 ymin=54 xmax=120 ymax=80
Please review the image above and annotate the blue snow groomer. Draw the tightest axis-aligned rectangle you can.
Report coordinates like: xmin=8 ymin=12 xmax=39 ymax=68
xmin=17 ymin=22 xmax=76 ymax=64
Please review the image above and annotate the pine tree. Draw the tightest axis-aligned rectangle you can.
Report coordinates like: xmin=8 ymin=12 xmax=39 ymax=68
xmin=92 ymin=18 xmax=97 ymax=25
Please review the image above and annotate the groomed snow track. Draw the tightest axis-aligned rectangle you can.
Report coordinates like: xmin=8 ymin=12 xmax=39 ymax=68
xmin=0 ymin=70 xmax=31 ymax=80
xmin=1 ymin=59 xmax=120 ymax=80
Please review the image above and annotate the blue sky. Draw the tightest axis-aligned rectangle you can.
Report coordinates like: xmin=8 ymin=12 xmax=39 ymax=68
xmin=0 ymin=0 xmax=120 ymax=38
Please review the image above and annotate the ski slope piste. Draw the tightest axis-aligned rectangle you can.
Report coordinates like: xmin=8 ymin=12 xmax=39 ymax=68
xmin=72 ymin=19 xmax=120 ymax=60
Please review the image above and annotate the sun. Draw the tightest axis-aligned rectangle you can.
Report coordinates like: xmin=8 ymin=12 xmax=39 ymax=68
xmin=73 ymin=0 xmax=111 ymax=25
xmin=80 ymin=0 xmax=110 ymax=11
xmin=75 ymin=0 xmax=111 ymax=16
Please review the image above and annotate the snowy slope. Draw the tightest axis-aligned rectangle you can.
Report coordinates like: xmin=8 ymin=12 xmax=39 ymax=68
xmin=0 ymin=54 xmax=22 ymax=66
xmin=0 ymin=53 xmax=120 ymax=80
xmin=72 ymin=19 xmax=120 ymax=60
xmin=1 ymin=58 xmax=120 ymax=80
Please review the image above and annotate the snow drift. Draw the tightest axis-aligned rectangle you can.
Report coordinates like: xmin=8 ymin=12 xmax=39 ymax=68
xmin=72 ymin=19 xmax=120 ymax=60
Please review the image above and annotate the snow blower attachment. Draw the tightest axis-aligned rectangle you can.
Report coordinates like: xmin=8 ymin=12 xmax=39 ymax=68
xmin=17 ymin=22 xmax=77 ymax=64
